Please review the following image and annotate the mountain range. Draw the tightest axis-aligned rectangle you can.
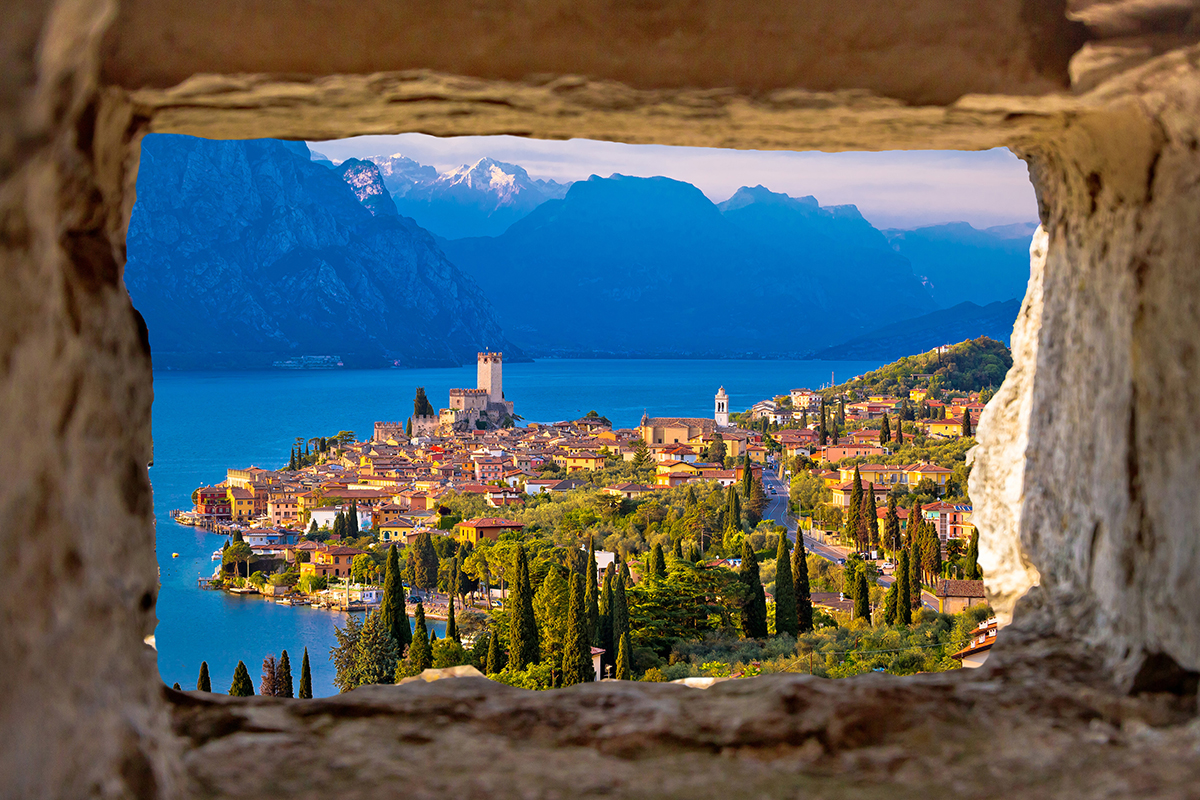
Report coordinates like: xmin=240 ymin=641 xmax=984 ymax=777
xmin=808 ymin=299 xmax=1022 ymax=361
xmin=362 ymin=155 xmax=570 ymax=239
xmin=123 ymin=138 xmax=1036 ymax=367
xmin=440 ymin=179 xmax=940 ymax=357
xmin=885 ymin=221 xmax=1036 ymax=307
xmin=125 ymin=136 xmax=516 ymax=369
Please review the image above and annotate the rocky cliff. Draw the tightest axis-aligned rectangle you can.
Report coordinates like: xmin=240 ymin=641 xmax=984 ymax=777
xmin=125 ymin=135 xmax=517 ymax=368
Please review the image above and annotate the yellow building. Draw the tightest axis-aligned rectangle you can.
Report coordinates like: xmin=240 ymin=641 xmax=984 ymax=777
xmin=904 ymin=463 xmax=952 ymax=488
xmin=744 ymin=444 xmax=767 ymax=464
xmin=839 ymin=464 xmax=905 ymax=486
xmin=564 ymin=452 xmax=606 ymax=472
xmin=910 ymin=388 xmax=928 ymax=402
xmin=639 ymin=415 xmax=716 ymax=446
xmin=456 ymin=517 xmax=523 ymax=545
xmin=299 ymin=545 xmax=365 ymax=579
xmin=655 ymin=460 xmax=700 ymax=487
xmin=378 ymin=519 xmax=416 ymax=544
xmin=226 ymin=486 xmax=255 ymax=522
xmin=926 ymin=419 xmax=966 ymax=438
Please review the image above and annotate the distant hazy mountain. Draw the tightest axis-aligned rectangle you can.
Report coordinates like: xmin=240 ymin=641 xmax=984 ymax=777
xmin=361 ymin=153 xmax=439 ymax=197
xmin=334 ymin=158 xmax=398 ymax=217
xmin=809 ymin=299 xmax=1021 ymax=361
xmin=440 ymin=177 xmax=936 ymax=358
xmin=885 ymin=221 xmax=1036 ymax=307
xmin=126 ymin=135 xmax=516 ymax=369
xmin=392 ymin=157 xmax=572 ymax=239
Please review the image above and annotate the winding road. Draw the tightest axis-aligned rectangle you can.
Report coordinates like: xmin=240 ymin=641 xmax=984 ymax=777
xmin=761 ymin=465 xmax=939 ymax=611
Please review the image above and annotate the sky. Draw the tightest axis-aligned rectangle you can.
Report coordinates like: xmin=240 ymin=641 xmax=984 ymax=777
xmin=309 ymin=133 xmax=1038 ymax=231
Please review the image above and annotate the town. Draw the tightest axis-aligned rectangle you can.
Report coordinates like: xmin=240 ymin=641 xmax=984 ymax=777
xmin=178 ymin=339 xmax=1009 ymax=695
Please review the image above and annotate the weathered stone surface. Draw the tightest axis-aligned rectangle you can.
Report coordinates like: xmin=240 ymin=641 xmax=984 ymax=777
xmin=100 ymin=0 xmax=1085 ymax=103
xmin=0 ymin=1 xmax=178 ymax=797
xmin=969 ymin=227 xmax=1046 ymax=627
xmin=169 ymin=654 xmax=1200 ymax=799
xmin=4 ymin=1 xmax=1200 ymax=797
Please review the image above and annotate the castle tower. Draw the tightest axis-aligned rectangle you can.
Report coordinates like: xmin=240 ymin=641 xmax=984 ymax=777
xmin=477 ymin=352 xmax=503 ymax=403
xmin=715 ymin=386 xmax=729 ymax=427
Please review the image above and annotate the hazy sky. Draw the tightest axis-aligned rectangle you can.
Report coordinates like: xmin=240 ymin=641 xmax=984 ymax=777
xmin=309 ymin=134 xmax=1038 ymax=230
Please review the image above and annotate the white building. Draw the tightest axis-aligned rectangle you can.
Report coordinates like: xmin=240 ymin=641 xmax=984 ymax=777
xmin=310 ymin=505 xmax=373 ymax=532
xmin=715 ymin=386 xmax=729 ymax=427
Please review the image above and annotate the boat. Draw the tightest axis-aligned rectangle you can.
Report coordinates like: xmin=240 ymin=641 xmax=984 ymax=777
xmin=171 ymin=553 xmax=179 ymax=558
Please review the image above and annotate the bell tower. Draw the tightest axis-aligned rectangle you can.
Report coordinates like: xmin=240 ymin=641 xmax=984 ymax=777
xmin=477 ymin=352 xmax=503 ymax=403
xmin=715 ymin=386 xmax=729 ymax=428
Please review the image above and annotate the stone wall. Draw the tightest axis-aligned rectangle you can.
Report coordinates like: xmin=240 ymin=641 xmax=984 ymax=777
xmin=3 ymin=0 xmax=1200 ymax=797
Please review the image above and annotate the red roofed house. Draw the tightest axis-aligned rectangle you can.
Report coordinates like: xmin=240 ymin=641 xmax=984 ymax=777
xmin=935 ymin=579 xmax=987 ymax=614
xmin=301 ymin=545 xmax=366 ymax=579
xmin=456 ymin=517 xmax=524 ymax=545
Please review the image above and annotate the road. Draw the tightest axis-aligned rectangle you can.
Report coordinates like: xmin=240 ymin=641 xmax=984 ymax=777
xmin=762 ymin=466 xmax=938 ymax=610
xmin=761 ymin=467 xmax=848 ymax=563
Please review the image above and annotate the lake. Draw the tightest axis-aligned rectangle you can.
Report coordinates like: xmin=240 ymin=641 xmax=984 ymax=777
xmin=151 ymin=358 xmax=882 ymax=695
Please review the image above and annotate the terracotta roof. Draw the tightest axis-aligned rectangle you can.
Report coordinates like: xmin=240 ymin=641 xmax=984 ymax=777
xmin=462 ymin=517 xmax=524 ymax=528
xmin=936 ymin=579 xmax=986 ymax=598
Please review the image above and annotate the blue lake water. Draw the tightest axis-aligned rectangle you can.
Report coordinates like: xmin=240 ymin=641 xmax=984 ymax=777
xmin=152 ymin=358 xmax=882 ymax=695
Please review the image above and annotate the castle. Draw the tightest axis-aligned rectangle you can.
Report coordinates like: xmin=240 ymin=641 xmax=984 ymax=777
xmin=375 ymin=352 xmax=516 ymax=442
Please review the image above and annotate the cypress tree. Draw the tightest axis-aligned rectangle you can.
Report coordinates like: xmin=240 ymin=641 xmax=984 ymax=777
xmin=446 ymin=594 xmax=459 ymax=642
xmin=408 ymin=601 xmax=432 ymax=673
xmin=908 ymin=537 xmax=922 ymax=611
xmin=585 ymin=538 xmax=599 ymax=646
xmin=897 ymin=549 xmax=912 ymax=625
xmin=895 ymin=418 xmax=904 ymax=445
xmin=649 ymin=543 xmax=667 ymax=579
xmin=508 ymin=545 xmax=540 ymax=670
xmin=883 ymin=583 xmax=898 ymax=624
xmin=884 ymin=495 xmax=901 ymax=554
xmin=197 ymin=661 xmax=211 ymax=693
xmin=846 ymin=465 xmax=863 ymax=542
xmin=278 ymin=650 xmax=294 ymax=698
xmin=298 ymin=648 xmax=313 ymax=698
xmin=862 ymin=483 xmax=878 ymax=550
xmin=413 ymin=530 xmax=439 ymax=590
xmin=615 ymin=631 xmax=631 ymax=680
xmin=348 ymin=500 xmax=359 ymax=536
xmin=308 ymin=518 xmax=318 ymax=539
xmin=853 ymin=569 xmax=870 ymax=621
xmin=405 ymin=417 xmax=413 ymax=438
xmin=671 ymin=537 xmax=683 ymax=560
xmin=561 ymin=572 xmax=592 ymax=685
xmin=880 ymin=414 xmax=891 ymax=445
xmin=229 ymin=660 xmax=254 ymax=697
xmin=773 ymin=533 xmax=798 ymax=636
xmin=289 ymin=448 xmax=297 ymax=471
xmin=965 ymin=531 xmax=981 ymax=579
xmin=260 ymin=655 xmax=277 ymax=697
xmin=598 ymin=567 xmax=614 ymax=666
xmin=430 ymin=629 xmax=438 ymax=643
xmin=738 ymin=540 xmax=768 ymax=638
xmin=793 ymin=534 xmax=814 ymax=633
xmin=741 ymin=458 xmax=754 ymax=497
xmin=612 ymin=573 xmax=629 ymax=647
xmin=962 ymin=408 xmax=973 ymax=437
xmin=819 ymin=400 xmax=827 ymax=445
xmin=927 ymin=523 xmax=944 ymax=583
xmin=333 ymin=511 xmax=345 ymax=540
xmin=485 ymin=629 xmax=502 ymax=674
xmin=379 ymin=545 xmax=411 ymax=652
